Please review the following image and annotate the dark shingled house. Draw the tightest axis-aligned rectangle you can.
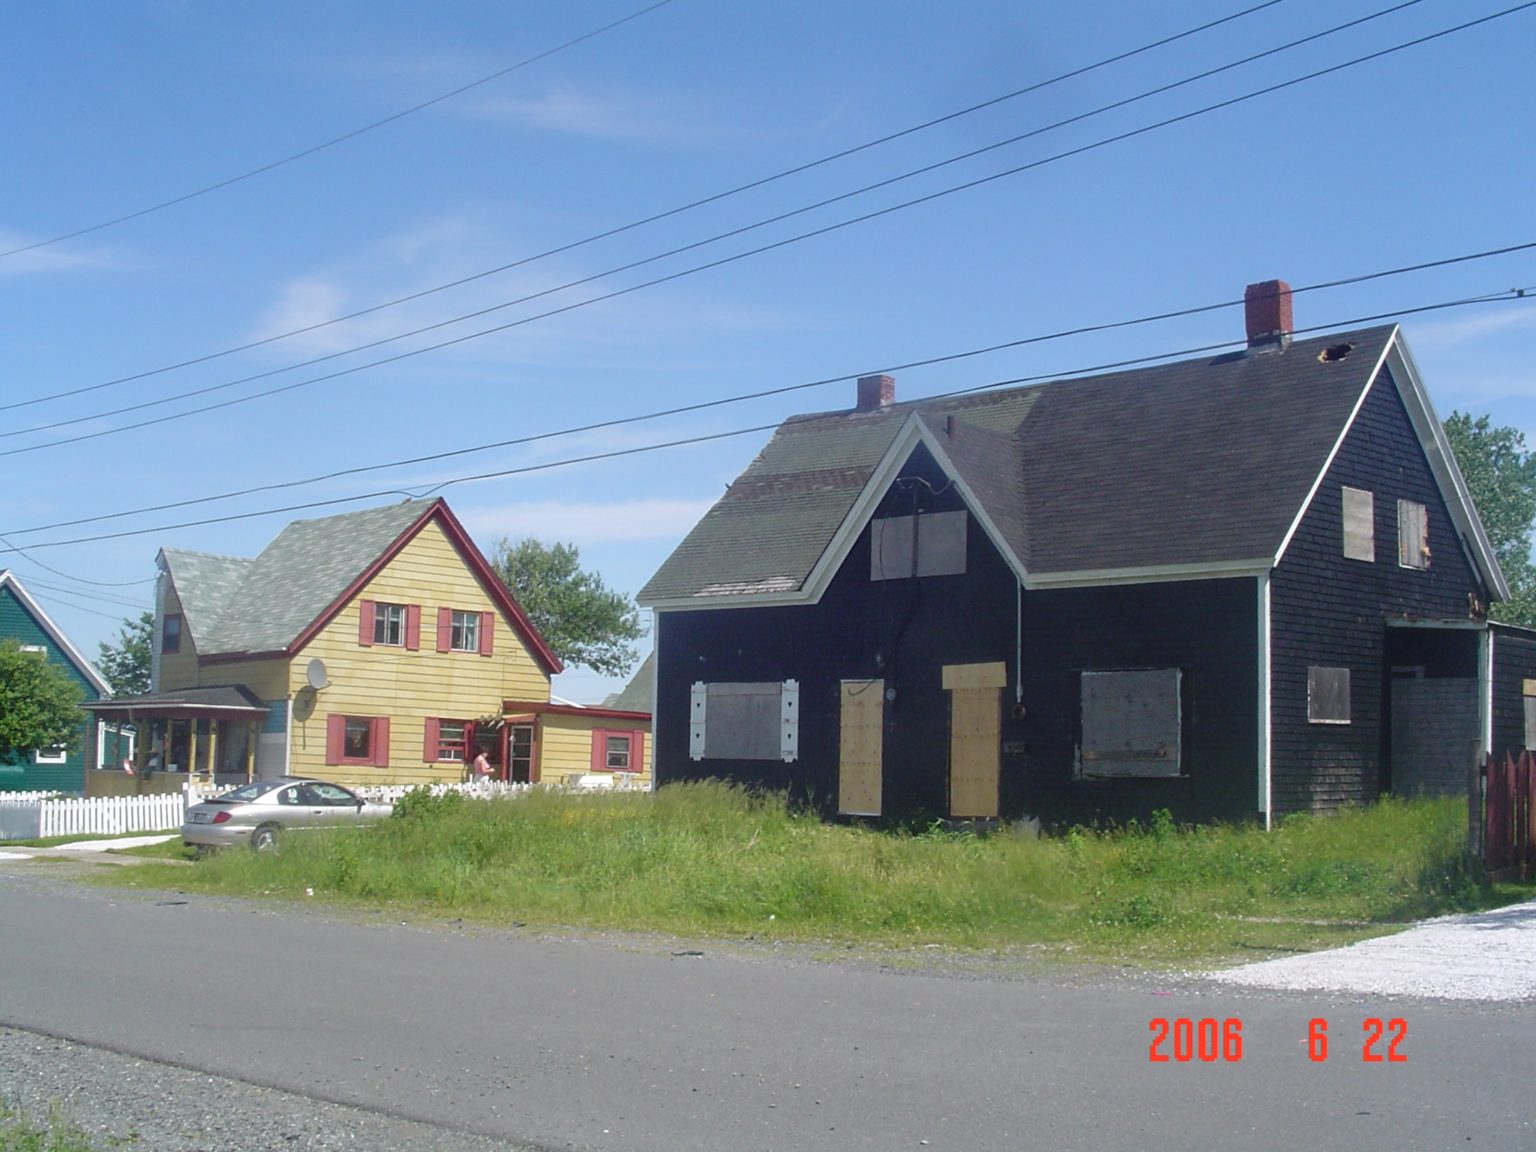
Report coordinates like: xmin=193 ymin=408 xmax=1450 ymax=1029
xmin=638 ymin=281 xmax=1529 ymax=827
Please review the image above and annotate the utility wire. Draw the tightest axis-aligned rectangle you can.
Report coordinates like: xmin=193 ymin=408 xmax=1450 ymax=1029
xmin=2 ymin=0 xmax=1431 ymax=445
xmin=0 ymin=532 xmax=157 ymax=585
xmin=4 ymin=288 xmax=1531 ymax=556
xmin=21 ymin=586 xmax=143 ymax=623
xmin=0 ymin=1 xmax=675 ymax=261
xmin=15 ymin=576 xmax=147 ymax=611
xmin=0 ymin=0 xmax=1291 ymax=414
xmin=4 ymin=241 xmax=1533 ymax=540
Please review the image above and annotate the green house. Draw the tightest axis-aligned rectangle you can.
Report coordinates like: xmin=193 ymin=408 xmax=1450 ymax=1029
xmin=0 ymin=570 xmax=111 ymax=793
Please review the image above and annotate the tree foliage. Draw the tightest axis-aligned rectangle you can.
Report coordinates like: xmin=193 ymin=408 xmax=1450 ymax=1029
xmin=0 ymin=639 xmax=85 ymax=763
xmin=1443 ymin=411 xmax=1536 ymax=626
xmin=97 ymin=610 xmax=154 ymax=696
xmin=486 ymin=537 xmax=643 ymax=677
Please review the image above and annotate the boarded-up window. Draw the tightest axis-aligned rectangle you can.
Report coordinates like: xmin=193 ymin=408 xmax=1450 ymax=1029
xmin=1079 ymin=669 xmax=1181 ymax=778
xmin=1308 ymin=667 xmax=1351 ymax=724
xmin=690 ymin=680 xmax=799 ymax=761
xmin=1397 ymin=500 xmax=1428 ymax=569
xmin=870 ymin=510 xmax=967 ymax=580
xmin=1342 ymin=486 xmax=1375 ymax=562
xmin=1523 ymin=680 xmax=1536 ymax=750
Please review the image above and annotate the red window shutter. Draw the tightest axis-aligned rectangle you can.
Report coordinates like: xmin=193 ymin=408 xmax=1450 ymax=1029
xmin=358 ymin=600 xmax=375 ymax=647
xmin=423 ymin=717 xmax=440 ymax=762
xmin=479 ymin=611 xmax=495 ymax=657
xmin=436 ymin=608 xmax=452 ymax=653
xmin=325 ymin=715 xmax=344 ymax=765
xmin=405 ymin=605 xmax=421 ymax=651
xmin=373 ymin=717 xmax=391 ymax=767
xmin=590 ymin=730 xmax=606 ymax=773
xmin=631 ymin=730 xmax=645 ymax=774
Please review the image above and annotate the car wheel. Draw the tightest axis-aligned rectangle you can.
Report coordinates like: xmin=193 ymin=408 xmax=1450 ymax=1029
xmin=251 ymin=824 xmax=280 ymax=853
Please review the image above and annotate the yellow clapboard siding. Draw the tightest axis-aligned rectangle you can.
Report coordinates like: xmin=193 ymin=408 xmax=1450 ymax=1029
xmin=157 ymin=586 xmax=201 ymax=691
xmin=284 ymin=518 xmax=551 ymax=781
xmin=538 ymin=713 xmax=652 ymax=786
xmin=838 ymin=680 xmax=883 ymax=815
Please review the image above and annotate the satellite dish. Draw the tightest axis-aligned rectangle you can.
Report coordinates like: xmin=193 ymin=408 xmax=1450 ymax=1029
xmin=306 ymin=658 xmax=329 ymax=690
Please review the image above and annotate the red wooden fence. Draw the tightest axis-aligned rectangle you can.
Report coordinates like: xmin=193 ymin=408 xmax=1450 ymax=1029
xmin=1482 ymin=751 xmax=1536 ymax=882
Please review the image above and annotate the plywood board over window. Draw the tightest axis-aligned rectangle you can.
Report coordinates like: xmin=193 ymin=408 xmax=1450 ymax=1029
xmin=1342 ymin=486 xmax=1375 ymax=562
xmin=943 ymin=662 xmax=1005 ymax=818
xmin=839 ymin=680 xmax=883 ymax=816
xmin=1080 ymin=668 xmax=1182 ymax=777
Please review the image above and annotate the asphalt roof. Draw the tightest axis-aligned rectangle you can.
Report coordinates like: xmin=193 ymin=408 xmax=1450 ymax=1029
xmin=163 ymin=500 xmax=432 ymax=655
xmin=640 ymin=326 xmax=1398 ymax=602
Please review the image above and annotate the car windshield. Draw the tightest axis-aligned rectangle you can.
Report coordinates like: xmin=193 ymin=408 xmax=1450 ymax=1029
xmin=211 ymin=782 xmax=279 ymax=803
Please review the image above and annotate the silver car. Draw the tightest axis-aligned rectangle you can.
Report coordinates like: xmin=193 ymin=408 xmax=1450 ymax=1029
xmin=182 ymin=777 xmax=392 ymax=852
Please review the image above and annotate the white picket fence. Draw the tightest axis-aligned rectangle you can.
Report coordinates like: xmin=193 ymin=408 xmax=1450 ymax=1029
xmin=0 ymin=793 xmax=186 ymax=841
xmin=0 ymin=776 xmax=644 ymax=841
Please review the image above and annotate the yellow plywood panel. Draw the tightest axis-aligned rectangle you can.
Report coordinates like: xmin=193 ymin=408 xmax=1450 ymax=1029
xmin=839 ymin=680 xmax=883 ymax=815
xmin=941 ymin=662 xmax=1007 ymax=692
xmin=948 ymin=686 xmax=999 ymax=818
xmin=1524 ymin=679 xmax=1536 ymax=698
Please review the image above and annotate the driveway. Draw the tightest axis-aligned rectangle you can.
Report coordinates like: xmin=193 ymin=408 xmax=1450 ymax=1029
xmin=1206 ymin=900 xmax=1536 ymax=1001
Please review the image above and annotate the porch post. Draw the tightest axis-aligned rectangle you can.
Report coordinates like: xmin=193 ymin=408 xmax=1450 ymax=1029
xmin=206 ymin=721 xmax=220 ymax=781
xmin=187 ymin=719 xmax=199 ymax=778
xmin=246 ymin=720 xmax=257 ymax=782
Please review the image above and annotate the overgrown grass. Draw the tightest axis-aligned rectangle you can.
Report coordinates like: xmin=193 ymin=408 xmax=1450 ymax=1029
xmin=0 ymin=1098 xmax=109 ymax=1151
xmin=98 ymin=784 xmax=1533 ymax=965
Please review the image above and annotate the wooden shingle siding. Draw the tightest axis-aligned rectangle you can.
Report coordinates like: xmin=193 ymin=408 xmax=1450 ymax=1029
xmin=1270 ymin=368 xmax=1487 ymax=814
xmin=656 ymin=447 xmax=1018 ymax=819
xmin=1016 ymin=578 xmax=1258 ymax=826
xmin=286 ymin=520 xmax=549 ymax=785
xmin=1491 ymin=625 xmax=1536 ymax=758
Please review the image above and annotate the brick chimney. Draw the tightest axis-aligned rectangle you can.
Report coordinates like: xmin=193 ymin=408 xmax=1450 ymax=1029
xmin=856 ymin=374 xmax=895 ymax=411
xmin=1244 ymin=279 xmax=1293 ymax=350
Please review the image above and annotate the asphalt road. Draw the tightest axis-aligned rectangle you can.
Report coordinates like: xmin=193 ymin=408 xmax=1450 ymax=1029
xmin=0 ymin=863 xmax=1532 ymax=1151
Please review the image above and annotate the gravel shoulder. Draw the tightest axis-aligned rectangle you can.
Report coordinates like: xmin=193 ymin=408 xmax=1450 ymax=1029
xmin=0 ymin=1026 xmax=536 ymax=1152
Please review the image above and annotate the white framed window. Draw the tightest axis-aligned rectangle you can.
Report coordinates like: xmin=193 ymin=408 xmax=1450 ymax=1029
xmin=1308 ymin=667 xmax=1351 ymax=724
xmin=373 ymin=603 xmax=407 ymax=646
xmin=690 ymin=680 xmax=799 ymax=761
xmin=1079 ymin=668 xmax=1182 ymax=778
xmin=1342 ymin=487 xmax=1375 ymax=562
xmin=34 ymin=745 xmax=67 ymax=765
xmin=20 ymin=644 xmax=45 ymax=655
xmin=1397 ymin=500 xmax=1428 ymax=569
xmin=450 ymin=611 xmax=480 ymax=653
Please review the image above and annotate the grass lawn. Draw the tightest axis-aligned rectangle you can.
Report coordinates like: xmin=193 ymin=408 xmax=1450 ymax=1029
xmin=95 ymin=783 xmax=1535 ymax=966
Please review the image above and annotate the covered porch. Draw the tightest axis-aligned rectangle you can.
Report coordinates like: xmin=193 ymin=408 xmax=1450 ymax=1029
xmin=85 ymin=685 xmax=270 ymax=792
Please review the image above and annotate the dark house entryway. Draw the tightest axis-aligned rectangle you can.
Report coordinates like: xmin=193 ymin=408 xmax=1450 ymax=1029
xmin=1385 ymin=621 xmax=1484 ymax=798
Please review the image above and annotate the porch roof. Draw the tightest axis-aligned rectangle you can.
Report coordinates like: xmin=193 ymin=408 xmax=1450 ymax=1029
xmin=85 ymin=684 xmax=269 ymax=719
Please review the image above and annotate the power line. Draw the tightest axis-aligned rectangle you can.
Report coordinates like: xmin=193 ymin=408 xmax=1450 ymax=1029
xmin=20 ymin=586 xmax=142 ymax=624
xmin=0 ymin=0 xmax=1290 ymax=415
xmin=0 ymin=1 xmax=675 ymax=261
xmin=5 ymin=288 xmax=1530 ymax=556
xmin=0 ymin=532 xmax=157 ymax=586
xmin=13 ymin=576 xmax=146 ymax=611
xmin=4 ymin=241 xmax=1533 ymax=541
xmin=3 ymin=0 xmax=1432 ymax=446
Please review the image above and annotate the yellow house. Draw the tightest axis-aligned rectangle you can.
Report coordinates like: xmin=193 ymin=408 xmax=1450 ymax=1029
xmin=90 ymin=499 xmax=566 ymax=788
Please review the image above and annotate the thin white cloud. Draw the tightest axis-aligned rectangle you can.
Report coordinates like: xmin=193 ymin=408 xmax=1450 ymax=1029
xmin=0 ymin=231 xmax=118 ymax=276
xmin=456 ymin=498 xmax=715 ymax=543
xmin=1412 ymin=304 xmax=1536 ymax=349
xmin=458 ymin=85 xmax=719 ymax=147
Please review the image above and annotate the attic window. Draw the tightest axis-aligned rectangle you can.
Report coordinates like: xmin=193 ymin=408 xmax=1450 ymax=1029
xmin=162 ymin=614 xmax=182 ymax=654
xmin=1319 ymin=342 xmax=1354 ymax=364
xmin=1342 ymin=487 xmax=1375 ymax=562
xmin=1397 ymin=500 xmax=1429 ymax=570
xmin=870 ymin=510 xmax=967 ymax=580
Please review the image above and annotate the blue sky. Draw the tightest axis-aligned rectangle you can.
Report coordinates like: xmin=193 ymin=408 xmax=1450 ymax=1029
xmin=3 ymin=0 xmax=1534 ymax=703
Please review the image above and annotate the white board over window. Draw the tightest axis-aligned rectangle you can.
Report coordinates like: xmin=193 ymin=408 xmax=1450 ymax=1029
xmin=690 ymin=680 xmax=799 ymax=761
xmin=1080 ymin=668 xmax=1182 ymax=777
xmin=870 ymin=510 xmax=967 ymax=580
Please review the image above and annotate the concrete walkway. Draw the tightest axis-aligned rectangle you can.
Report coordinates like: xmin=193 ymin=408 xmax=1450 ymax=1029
xmin=0 ymin=834 xmax=177 ymax=862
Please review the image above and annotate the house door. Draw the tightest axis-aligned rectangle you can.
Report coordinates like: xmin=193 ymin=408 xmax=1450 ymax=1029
xmin=944 ymin=662 xmax=1006 ymax=818
xmin=839 ymin=680 xmax=884 ymax=816
xmin=507 ymin=724 xmax=535 ymax=783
